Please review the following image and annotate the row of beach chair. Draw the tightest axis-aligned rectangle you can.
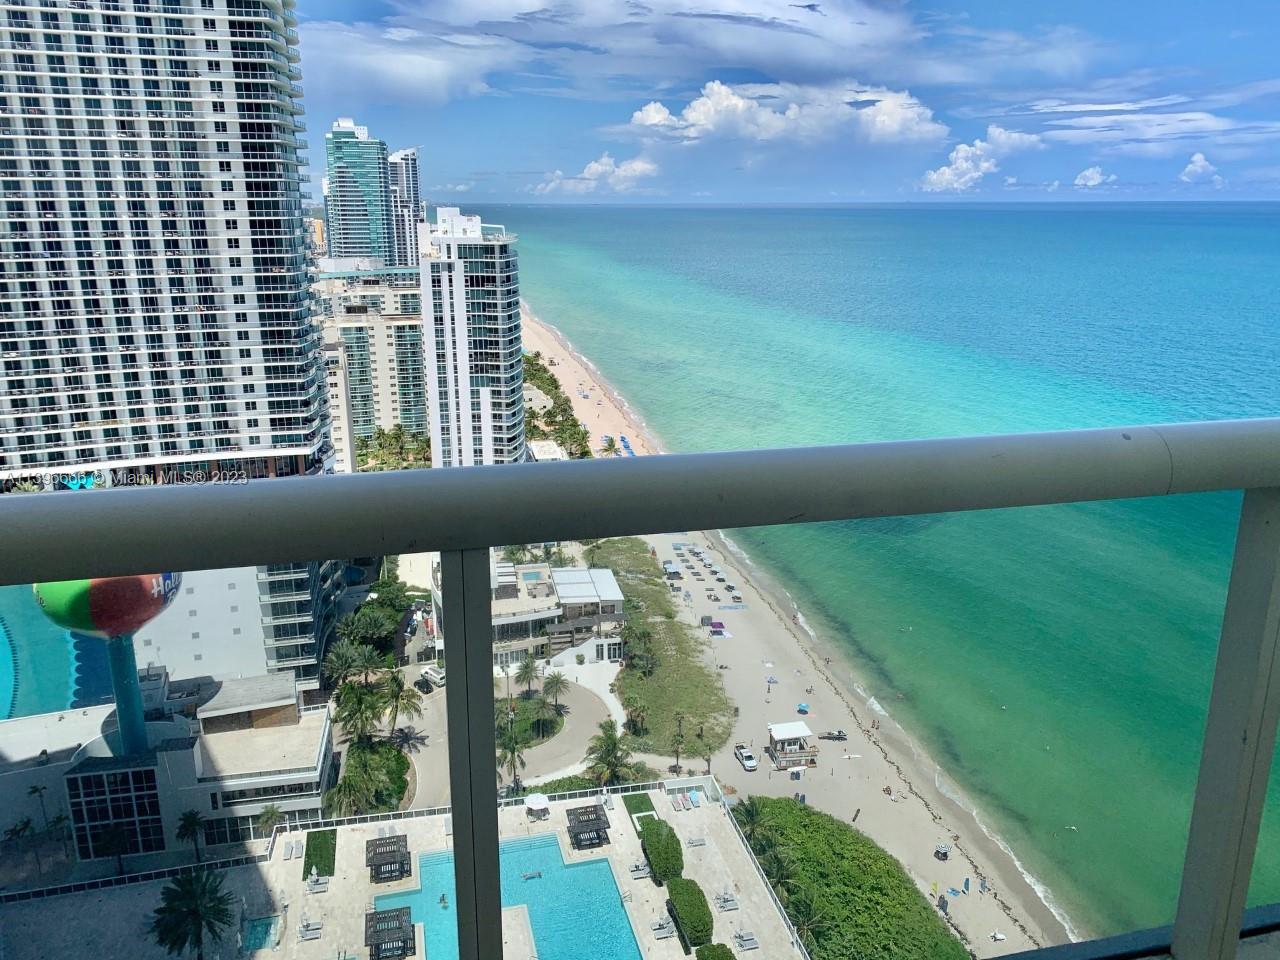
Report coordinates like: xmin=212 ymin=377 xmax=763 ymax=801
xmin=669 ymin=789 xmax=704 ymax=812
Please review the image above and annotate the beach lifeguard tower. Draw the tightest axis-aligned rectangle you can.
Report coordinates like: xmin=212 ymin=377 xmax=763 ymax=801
xmin=766 ymin=720 xmax=819 ymax=770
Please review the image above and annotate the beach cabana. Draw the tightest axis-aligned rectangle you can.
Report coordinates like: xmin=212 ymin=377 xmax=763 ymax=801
xmin=767 ymin=720 xmax=819 ymax=769
xmin=365 ymin=834 xmax=412 ymax=883
xmin=524 ymin=792 xmax=550 ymax=820
xmin=365 ymin=907 xmax=416 ymax=960
xmin=566 ymin=804 xmax=611 ymax=849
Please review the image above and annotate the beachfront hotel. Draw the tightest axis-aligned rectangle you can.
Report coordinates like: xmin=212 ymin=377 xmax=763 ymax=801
xmin=419 ymin=207 xmax=526 ymax=467
xmin=0 ymin=0 xmax=343 ymax=691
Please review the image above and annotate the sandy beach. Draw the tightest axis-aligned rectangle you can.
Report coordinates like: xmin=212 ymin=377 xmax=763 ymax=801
xmin=521 ymin=303 xmax=1076 ymax=957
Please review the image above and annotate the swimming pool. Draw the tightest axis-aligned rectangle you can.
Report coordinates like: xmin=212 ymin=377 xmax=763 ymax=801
xmin=240 ymin=915 xmax=280 ymax=953
xmin=0 ymin=584 xmax=77 ymax=719
xmin=375 ymin=834 xmax=642 ymax=960
xmin=521 ymin=571 xmax=543 ymax=582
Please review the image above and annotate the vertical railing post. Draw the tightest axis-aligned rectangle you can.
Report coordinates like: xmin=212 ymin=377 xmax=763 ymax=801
xmin=440 ymin=548 xmax=503 ymax=960
xmin=1173 ymin=488 xmax=1280 ymax=960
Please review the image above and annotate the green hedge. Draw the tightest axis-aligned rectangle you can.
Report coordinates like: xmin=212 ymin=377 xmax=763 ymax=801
xmin=667 ymin=877 xmax=713 ymax=948
xmin=736 ymin=797 xmax=966 ymax=960
xmin=639 ymin=817 xmax=683 ymax=883
xmin=695 ymin=946 xmax=735 ymax=960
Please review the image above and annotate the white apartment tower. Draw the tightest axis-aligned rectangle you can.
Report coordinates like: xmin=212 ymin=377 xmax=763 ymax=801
xmin=0 ymin=0 xmax=342 ymax=690
xmin=419 ymin=208 xmax=525 ymax=467
xmin=388 ymin=147 xmax=422 ymax=268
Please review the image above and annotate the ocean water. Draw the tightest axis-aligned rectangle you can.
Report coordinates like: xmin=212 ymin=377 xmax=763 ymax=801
xmin=474 ymin=203 xmax=1280 ymax=936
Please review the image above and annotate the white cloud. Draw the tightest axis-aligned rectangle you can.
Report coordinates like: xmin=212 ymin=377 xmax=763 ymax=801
xmin=430 ymin=182 xmax=474 ymax=193
xmin=628 ymin=80 xmax=947 ymax=145
xmin=920 ymin=124 xmax=1043 ymax=192
xmin=1074 ymin=165 xmax=1117 ymax=187
xmin=1047 ymin=179 xmax=1060 ymax=192
xmin=1041 ymin=111 xmax=1280 ymax=156
xmin=1180 ymin=152 xmax=1224 ymax=187
xmin=534 ymin=153 xmax=659 ymax=195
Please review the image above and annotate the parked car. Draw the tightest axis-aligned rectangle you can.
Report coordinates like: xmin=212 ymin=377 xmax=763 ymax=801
xmin=715 ymin=576 xmax=727 ymax=583
xmin=709 ymin=594 xmax=722 ymax=602
xmin=734 ymin=744 xmax=759 ymax=771
xmin=731 ymin=594 xmax=743 ymax=603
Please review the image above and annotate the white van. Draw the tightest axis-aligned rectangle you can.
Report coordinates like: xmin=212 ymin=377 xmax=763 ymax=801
xmin=422 ymin=664 xmax=446 ymax=687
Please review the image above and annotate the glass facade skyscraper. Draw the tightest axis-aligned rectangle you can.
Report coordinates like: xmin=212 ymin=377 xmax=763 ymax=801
xmin=323 ymin=117 xmax=391 ymax=262
xmin=388 ymin=146 xmax=422 ymax=268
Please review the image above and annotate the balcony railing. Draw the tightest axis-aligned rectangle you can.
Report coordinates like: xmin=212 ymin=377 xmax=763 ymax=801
xmin=2 ymin=417 xmax=1280 ymax=960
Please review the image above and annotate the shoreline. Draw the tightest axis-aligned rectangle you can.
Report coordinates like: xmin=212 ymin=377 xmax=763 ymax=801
xmin=521 ymin=301 xmax=1078 ymax=954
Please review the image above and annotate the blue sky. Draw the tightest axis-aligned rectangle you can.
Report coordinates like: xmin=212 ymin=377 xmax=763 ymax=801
xmin=297 ymin=1 xmax=1280 ymax=202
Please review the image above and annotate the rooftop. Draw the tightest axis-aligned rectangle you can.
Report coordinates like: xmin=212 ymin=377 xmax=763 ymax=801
xmin=551 ymin=567 xmax=624 ymax=605
xmin=768 ymin=720 xmax=813 ymax=741
xmin=197 ymin=674 xmax=298 ymax=720
xmin=198 ymin=708 xmax=328 ymax=779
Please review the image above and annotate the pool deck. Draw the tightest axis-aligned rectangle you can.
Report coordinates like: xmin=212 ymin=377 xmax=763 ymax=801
xmin=0 ymin=786 xmax=800 ymax=960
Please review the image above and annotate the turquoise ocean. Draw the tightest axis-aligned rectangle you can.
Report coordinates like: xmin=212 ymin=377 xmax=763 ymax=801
xmin=473 ymin=203 xmax=1280 ymax=937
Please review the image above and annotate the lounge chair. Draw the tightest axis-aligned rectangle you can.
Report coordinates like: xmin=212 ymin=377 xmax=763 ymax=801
xmin=651 ymin=919 xmax=673 ymax=931
xmin=671 ymin=795 xmax=681 ymax=812
xmin=734 ymin=930 xmax=760 ymax=951
xmin=298 ymin=926 xmax=322 ymax=942
xmin=653 ymin=924 xmax=676 ymax=940
xmin=281 ymin=841 xmax=292 ymax=860
xmin=629 ymin=862 xmax=651 ymax=879
xmin=679 ymin=793 xmax=691 ymax=810
xmin=715 ymin=893 xmax=739 ymax=912
xmin=686 ymin=836 xmax=707 ymax=847
xmin=689 ymin=790 xmax=701 ymax=808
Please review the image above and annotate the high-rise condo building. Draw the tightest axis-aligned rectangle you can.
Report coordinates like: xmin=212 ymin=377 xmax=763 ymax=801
xmin=388 ymin=147 xmax=422 ymax=268
xmin=315 ymin=266 xmax=426 ymax=472
xmin=0 ymin=0 xmax=342 ymax=691
xmin=323 ymin=117 xmax=392 ymax=262
xmin=419 ymin=207 xmax=525 ymax=467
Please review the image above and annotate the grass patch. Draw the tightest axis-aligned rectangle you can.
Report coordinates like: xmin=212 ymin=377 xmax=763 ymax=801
xmin=592 ymin=538 xmax=732 ymax=755
xmin=301 ymin=829 xmax=336 ymax=879
xmin=501 ymin=695 xmax=564 ymax=746
xmin=623 ymin=793 xmax=656 ymax=817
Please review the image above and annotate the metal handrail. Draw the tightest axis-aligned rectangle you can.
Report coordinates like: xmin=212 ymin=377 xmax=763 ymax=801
xmin=2 ymin=417 xmax=1280 ymax=584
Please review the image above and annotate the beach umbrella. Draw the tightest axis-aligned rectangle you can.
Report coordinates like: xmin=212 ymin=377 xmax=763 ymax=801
xmin=766 ymin=675 xmax=778 ymax=684
xmin=524 ymin=793 xmax=550 ymax=815
xmin=796 ymin=703 xmax=809 ymax=714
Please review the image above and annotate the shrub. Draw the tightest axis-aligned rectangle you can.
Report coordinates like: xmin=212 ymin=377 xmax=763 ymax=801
xmin=667 ymin=877 xmax=713 ymax=948
xmin=695 ymin=946 xmax=735 ymax=960
xmin=741 ymin=796 xmax=967 ymax=960
xmin=639 ymin=817 xmax=683 ymax=884
xmin=575 ymin=653 xmax=586 ymax=665
xmin=519 ymin=775 xmax=597 ymax=796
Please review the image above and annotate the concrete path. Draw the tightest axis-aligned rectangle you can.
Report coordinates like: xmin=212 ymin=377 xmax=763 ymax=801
xmin=402 ymin=677 xmax=610 ymax=807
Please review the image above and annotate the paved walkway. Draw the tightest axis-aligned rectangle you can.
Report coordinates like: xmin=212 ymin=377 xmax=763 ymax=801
xmin=403 ymin=677 xmax=611 ymax=807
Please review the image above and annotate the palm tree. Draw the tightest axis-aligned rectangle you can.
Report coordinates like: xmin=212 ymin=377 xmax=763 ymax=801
xmin=352 ymin=643 xmax=389 ymax=685
xmin=602 ymin=436 xmax=619 ymax=456
xmin=48 ymin=812 xmax=72 ymax=858
xmin=787 ymin=889 xmax=830 ymax=951
xmin=323 ymin=638 xmax=362 ymax=689
xmin=336 ymin=682 xmax=382 ymax=743
xmin=256 ymin=804 xmax=284 ymax=840
xmin=323 ymin=775 xmax=373 ymax=818
xmin=4 ymin=817 xmax=39 ymax=876
xmin=540 ymin=671 xmax=568 ymax=712
xmin=691 ymin=733 xmax=712 ymax=774
xmin=27 ymin=784 xmax=49 ymax=831
xmin=495 ymin=725 xmax=527 ymax=789
xmin=514 ymin=654 xmax=538 ymax=698
xmin=532 ymin=694 xmax=558 ymax=739
xmin=149 ymin=870 xmax=235 ymax=960
xmin=380 ymin=669 xmax=424 ymax=735
xmin=176 ymin=809 xmax=205 ymax=863
xmin=732 ymin=795 xmax=772 ymax=847
xmin=585 ymin=718 xmax=638 ymax=786
xmin=760 ymin=847 xmax=799 ymax=907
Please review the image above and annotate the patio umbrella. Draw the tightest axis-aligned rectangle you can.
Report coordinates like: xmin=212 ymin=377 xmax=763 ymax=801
xmin=796 ymin=703 xmax=809 ymax=713
xmin=524 ymin=793 xmax=550 ymax=813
